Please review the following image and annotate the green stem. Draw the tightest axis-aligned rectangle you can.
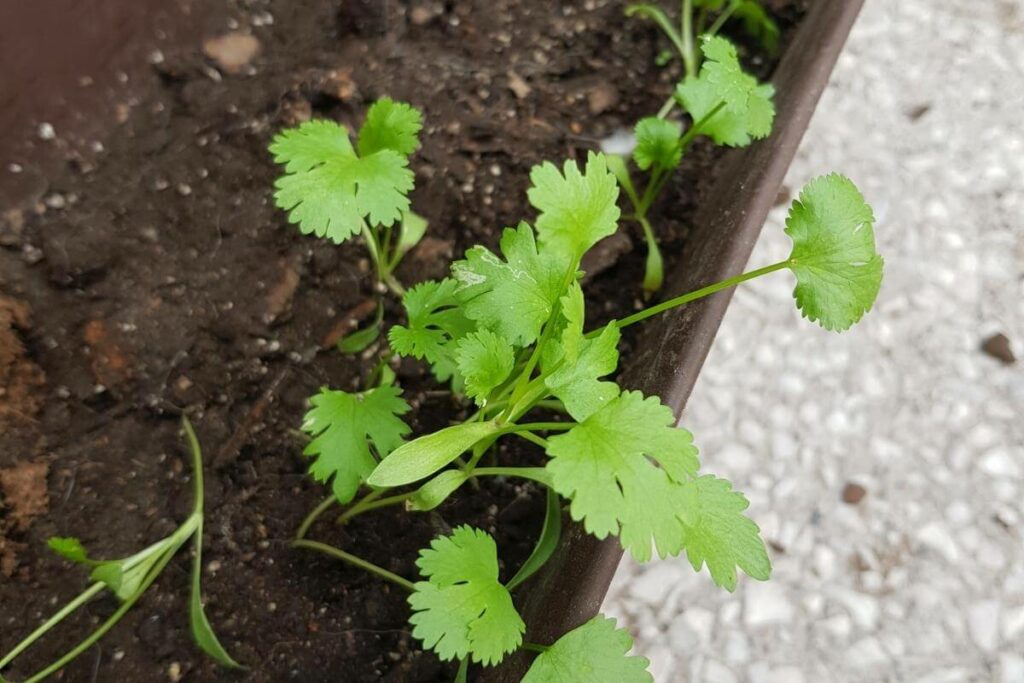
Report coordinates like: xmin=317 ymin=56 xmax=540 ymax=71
xmin=605 ymin=260 xmax=790 ymax=334
xmin=22 ymin=542 xmax=179 ymax=683
xmin=639 ymin=217 xmax=665 ymax=297
xmin=656 ymin=94 xmax=677 ymax=120
xmin=295 ymin=495 xmax=336 ymax=541
xmin=707 ymin=0 xmax=739 ymax=37
xmin=522 ymin=643 xmax=550 ymax=654
xmin=682 ymin=0 xmax=697 ymax=78
xmin=182 ymin=416 xmax=204 ymax=515
xmin=516 ymin=431 xmax=550 ymax=450
xmin=679 ymin=101 xmax=726 ymax=153
xmin=473 ymin=467 xmax=552 ymax=486
xmin=0 ymin=582 xmax=106 ymax=671
xmin=361 ymin=223 xmax=405 ymax=296
xmin=335 ymin=492 xmax=411 ymax=524
xmin=292 ymin=539 xmax=415 ymax=592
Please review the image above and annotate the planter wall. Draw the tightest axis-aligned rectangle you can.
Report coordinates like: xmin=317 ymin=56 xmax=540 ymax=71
xmin=486 ymin=0 xmax=866 ymax=679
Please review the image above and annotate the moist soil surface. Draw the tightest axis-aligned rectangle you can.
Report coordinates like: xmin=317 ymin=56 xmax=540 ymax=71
xmin=0 ymin=1 xmax=805 ymax=680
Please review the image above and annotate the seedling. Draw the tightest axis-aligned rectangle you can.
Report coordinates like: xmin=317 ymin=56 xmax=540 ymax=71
xmin=617 ymin=0 xmax=778 ymax=296
xmin=270 ymin=97 xmax=426 ymax=298
xmin=0 ymin=418 xmax=241 ymax=682
xmin=291 ymin=154 xmax=883 ymax=678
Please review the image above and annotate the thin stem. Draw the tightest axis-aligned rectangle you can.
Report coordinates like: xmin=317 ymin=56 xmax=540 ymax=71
xmin=505 ymin=422 xmax=573 ymax=433
xmin=679 ymin=101 xmax=726 ymax=153
xmin=181 ymin=416 xmax=204 ymax=515
xmin=473 ymin=467 xmax=552 ymax=486
xmin=639 ymin=217 xmax=664 ymax=297
xmin=0 ymin=582 xmax=106 ymax=671
xmin=522 ymin=643 xmax=550 ymax=654
xmin=516 ymin=431 xmax=550 ymax=449
xmin=682 ymin=0 xmax=697 ymax=78
xmin=23 ymin=543 xmax=178 ymax=683
xmin=335 ymin=492 xmax=411 ymax=524
xmin=707 ymin=1 xmax=739 ymax=37
xmin=292 ymin=539 xmax=415 ymax=592
xmin=295 ymin=495 xmax=336 ymax=540
xmin=604 ymin=260 xmax=791 ymax=335
xmin=656 ymin=94 xmax=677 ymax=120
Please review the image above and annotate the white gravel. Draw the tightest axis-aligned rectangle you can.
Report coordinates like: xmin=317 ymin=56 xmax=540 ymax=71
xmin=603 ymin=0 xmax=1024 ymax=680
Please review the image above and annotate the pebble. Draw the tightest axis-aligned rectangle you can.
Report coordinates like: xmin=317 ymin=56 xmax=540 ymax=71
xmin=37 ymin=122 xmax=55 ymax=140
xmin=744 ymin=582 xmax=794 ymax=627
xmin=967 ymin=600 xmax=1000 ymax=652
xmin=202 ymin=32 xmax=261 ymax=74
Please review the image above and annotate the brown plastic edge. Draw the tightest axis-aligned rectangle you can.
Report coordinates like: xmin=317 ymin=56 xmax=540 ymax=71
xmin=484 ymin=1 xmax=866 ymax=679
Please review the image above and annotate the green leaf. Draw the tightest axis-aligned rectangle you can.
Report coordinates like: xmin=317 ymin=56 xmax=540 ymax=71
xmin=542 ymin=284 xmax=620 ymax=422
xmin=785 ymin=174 xmax=883 ymax=332
xmin=388 ymin=278 xmax=474 ymax=382
xmin=337 ymin=303 xmax=383 ymax=354
xmin=396 ymin=210 xmax=429 ymax=259
xmin=301 ymin=386 xmax=412 ymax=504
xmin=367 ymin=421 xmax=501 ymax=488
xmin=270 ymin=119 xmax=414 ymax=241
xmin=48 ymin=536 xmax=90 ymax=564
xmin=409 ymin=526 xmax=524 ymax=666
xmin=190 ymin=525 xmax=244 ymax=668
xmin=545 ymin=391 xmax=700 ymax=562
xmin=733 ymin=1 xmax=781 ymax=54
xmin=456 ymin=330 xmax=516 ymax=406
xmin=410 ymin=470 xmax=470 ymax=511
xmin=91 ymin=549 xmax=166 ymax=602
xmin=528 ymin=152 xmax=621 ymax=260
xmin=506 ymin=488 xmax=562 ymax=591
xmin=633 ymin=117 xmax=682 ymax=171
xmin=675 ymin=35 xmax=775 ymax=147
xmin=357 ymin=97 xmax=423 ymax=157
xmin=679 ymin=475 xmax=771 ymax=591
xmin=522 ymin=616 xmax=652 ymax=683
xmin=452 ymin=223 xmax=566 ymax=347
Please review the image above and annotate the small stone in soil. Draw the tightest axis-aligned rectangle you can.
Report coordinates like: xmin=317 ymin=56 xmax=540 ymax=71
xmin=202 ymin=33 xmax=261 ymax=74
xmin=981 ymin=333 xmax=1015 ymax=364
xmin=842 ymin=482 xmax=867 ymax=505
xmin=588 ymin=82 xmax=619 ymax=114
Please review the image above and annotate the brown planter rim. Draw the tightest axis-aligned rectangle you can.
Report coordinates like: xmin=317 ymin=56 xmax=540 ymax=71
xmin=486 ymin=1 xmax=865 ymax=679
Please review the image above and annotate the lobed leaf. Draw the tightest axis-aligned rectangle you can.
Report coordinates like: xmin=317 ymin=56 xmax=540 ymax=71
xmin=455 ymin=330 xmax=516 ymax=405
xmin=270 ymin=118 xmax=414 ymax=242
xmin=785 ymin=174 xmax=883 ymax=332
xmin=301 ymin=386 xmax=411 ymax=504
xmin=409 ymin=527 xmax=524 ymax=665
xmin=675 ymin=35 xmax=775 ymax=147
xmin=545 ymin=391 xmax=700 ymax=562
xmin=528 ymin=152 xmax=621 ymax=260
xmin=357 ymin=97 xmax=423 ymax=157
xmin=522 ymin=616 xmax=652 ymax=683
xmin=388 ymin=278 xmax=474 ymax=382
xmin=452 ymin=223 xmax=566 ymax=348
xmin=633 ymin=117 xmax=683 ymax=171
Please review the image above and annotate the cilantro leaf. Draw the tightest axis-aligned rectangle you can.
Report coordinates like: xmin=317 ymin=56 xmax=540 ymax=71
xmin=367 ymin=421 xmax=501 ymax=488
xmin=409 ymin=526 xmax=524 ymax=666
xmin=675 ymin=35 xmax=775 ymax=147
xmin=679 ymin=475 xmax=771 ymax=591
xmin=456 ymin=330 xmax=515 ymax=405
xmin=452 ymin=222 xmax=566 ymax=347
xmin=48 ymin=536 xmax=90 ymax=564
xmin=357 ymin=97 xmax=423 ymax=157
xmin=388 ymin=279 xmax=474 ymax=382
xmin=545 ymin=391 xmax=700 ymax=561
xmin=270 ymin=119 xmax=414 ymax=241
xmin=543 ymin=284 xmax=620 ymax=421
xmin=528 ymin=152 xmax=621 ymax=259
xmin=523 ymin=616 xmax=652 ymax=683
xmin=785 ymin=174 xmax=883 ymax=331
xmin=633 ymin=117 xmax=682 ymax=171
xmin=301 ymin=386 xmax=411 ymax=504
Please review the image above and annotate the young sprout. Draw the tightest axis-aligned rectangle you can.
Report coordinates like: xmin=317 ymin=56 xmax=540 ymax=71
xmin=288 ymin=152 xmax=882 ymax=677
xmin=0 ymin=418 xmax=241 ymax=682
xmin=619 ymin=1 xmax=778 ymax=296
xmin=269 ymin=97 xmax=426 ymax=298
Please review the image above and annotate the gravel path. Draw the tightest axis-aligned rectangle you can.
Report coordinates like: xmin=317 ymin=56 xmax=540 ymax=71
xmin=603 ymin=1 xmax=1024 ymax=681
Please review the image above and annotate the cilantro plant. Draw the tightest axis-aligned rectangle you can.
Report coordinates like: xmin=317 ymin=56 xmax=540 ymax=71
xmin=616 ymin=0 xmax=778 ymax=296
xmin=270 ymin=97 xmax=426 ymax=297
xmin=290 ymin=155 xmax=883 ymax=679
xmin=0 ymin=419 xmax=240 ymax=683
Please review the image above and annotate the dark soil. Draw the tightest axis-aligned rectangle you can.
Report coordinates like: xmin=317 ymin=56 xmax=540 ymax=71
xmin=0 ymin=1 xmax=806 ymax=681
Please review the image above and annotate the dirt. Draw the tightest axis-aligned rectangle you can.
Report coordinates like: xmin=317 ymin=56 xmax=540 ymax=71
xmin=0 ymin=1 xmax=805 ymax=680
